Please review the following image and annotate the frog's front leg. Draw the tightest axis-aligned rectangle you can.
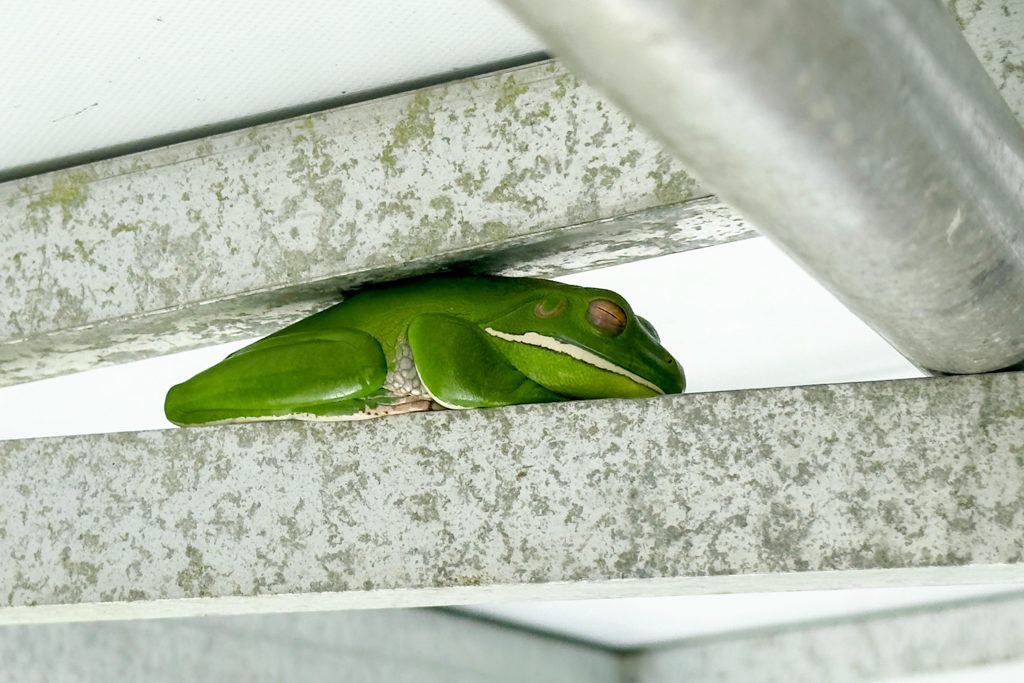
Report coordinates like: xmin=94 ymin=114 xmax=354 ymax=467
xmin=406 ymin=313 xmax=564 ymax=409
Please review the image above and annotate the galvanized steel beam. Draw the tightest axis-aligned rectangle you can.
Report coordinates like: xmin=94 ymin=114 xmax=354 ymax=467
xmin=496 ymin=0 xmax=1024 ymax=374
xmin=0 ymin=608 xmax=619 ymax=683
xmin=2 ymin=372 xmax=1023 ymax=625
xmin=4 ymin=592 xmax=1024 ymax=683
xmin=623 ymin=589 xmax=1024 ymax=682
xmin=0 ymin=60 xmax=754 ymax=389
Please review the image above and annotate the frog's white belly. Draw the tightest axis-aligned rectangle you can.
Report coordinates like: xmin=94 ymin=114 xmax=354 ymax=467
xmin=383 ymin=336 xmax=429 ymax=398
xmin=366 ymin=337 xmax=448 ymax=417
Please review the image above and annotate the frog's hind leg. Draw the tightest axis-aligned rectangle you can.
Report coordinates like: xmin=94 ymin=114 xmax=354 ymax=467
xmin=165 ymin=328 xmax=390 ymax=425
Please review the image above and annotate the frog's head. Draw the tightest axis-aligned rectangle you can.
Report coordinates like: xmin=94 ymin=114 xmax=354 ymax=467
xmin=483 ymin=280 xmax=685 ymax=399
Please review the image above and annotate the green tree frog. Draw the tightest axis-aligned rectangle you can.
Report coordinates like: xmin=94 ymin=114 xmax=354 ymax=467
xmin=164 ymin=275 xmax=684 ymax=425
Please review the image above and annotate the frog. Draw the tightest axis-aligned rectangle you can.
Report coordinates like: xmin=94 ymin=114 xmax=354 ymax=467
xmin=164 ymin=275 xmax=684 ymax=425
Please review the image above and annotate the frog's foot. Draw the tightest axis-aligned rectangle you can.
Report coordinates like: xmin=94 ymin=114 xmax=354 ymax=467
xmin=358 ymin=394 xmax=447 ymax=419
xmin=277 ymin=392 xmax=444 ymax=422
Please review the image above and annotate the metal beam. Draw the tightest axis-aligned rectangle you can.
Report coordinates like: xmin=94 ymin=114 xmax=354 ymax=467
xmin=0 ymin=195 xmax=750 ymax=388
xmin=949 ymin=0 xmax=1024 ymax=123
xmin=0 ymin=60 xmax=752 ymax=389
xmin=623 ymin=590 xmax=1024 ymax=682
xmin=3 ymin=592 xmax=1024 ymax=683
xmin=2 ymin=372 xmax=1024 ymax=624
xmin=495 ymin=0 xmax=1024 ymax=374
xmin=0 ymin=608 xmax=619 ymax=683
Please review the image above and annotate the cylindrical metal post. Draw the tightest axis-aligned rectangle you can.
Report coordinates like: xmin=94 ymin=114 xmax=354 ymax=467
xmin=499 ymin=0 xmax=1024 ymax=373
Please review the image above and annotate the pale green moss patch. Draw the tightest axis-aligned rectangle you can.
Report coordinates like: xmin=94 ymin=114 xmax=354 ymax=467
xmin=486 ymin=169 xmax=547 ymax=212
xmin=176 ymin=545 xmax=215 ymax=597
xmin=495 ymin=75 xmax=529 ymax=113
xmin=26 ymin=171 xmax=96 ymax=224
xmin=379 ymin=91 xmax=438 ymax=176
xmin=111 ymin=222 xmax=140 ymax=237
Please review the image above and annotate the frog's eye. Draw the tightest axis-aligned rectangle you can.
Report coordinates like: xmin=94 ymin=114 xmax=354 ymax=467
xmin=587 ymin=299 xmax=627 ymax=336
xmin=534 ymin=299 xmax=566 ymax=318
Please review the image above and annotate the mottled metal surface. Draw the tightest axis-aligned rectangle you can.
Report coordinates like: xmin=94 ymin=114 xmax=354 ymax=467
xmin=622 ymin=590 xmax=1024 ymax=683
xmin=948 ymin=0 xmax=1024 ymax=120
xmin=5 ymin=594 xmax=1024 ymax=683
xmin=0 ymin=608 xmax=619 ymax=683
xmin=2 ymin=372 xmax=1023 ymax=623
xmin=497 ymin=0 xmax=1024 ymax=374
xmin=0 ymin=197 xmax=754 ymax=388
xmin=0 ymin=59 xmax=723 ymax=387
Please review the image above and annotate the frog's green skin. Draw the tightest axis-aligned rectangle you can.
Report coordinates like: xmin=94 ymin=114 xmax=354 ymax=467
xmin=164 ymin=275 xmax=684 ymax=425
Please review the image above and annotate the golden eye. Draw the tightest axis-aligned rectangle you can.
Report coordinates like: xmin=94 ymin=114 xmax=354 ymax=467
xmin=587 ymin=299 xmax=627 ymax=336
xmin=534 ymin=299 xmax=566 ymax=318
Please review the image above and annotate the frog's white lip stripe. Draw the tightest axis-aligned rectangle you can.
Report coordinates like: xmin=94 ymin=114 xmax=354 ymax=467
xmin=484 ymin=328 xmax=664 ymax=395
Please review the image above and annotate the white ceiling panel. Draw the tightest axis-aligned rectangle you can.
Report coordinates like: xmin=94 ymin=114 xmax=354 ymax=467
xmin=1 ymin=0 xmax=544 ymax=174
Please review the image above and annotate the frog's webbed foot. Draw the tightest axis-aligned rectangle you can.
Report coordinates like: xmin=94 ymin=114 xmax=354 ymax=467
xmin=358 ymin=394 xmax=447 ymax=419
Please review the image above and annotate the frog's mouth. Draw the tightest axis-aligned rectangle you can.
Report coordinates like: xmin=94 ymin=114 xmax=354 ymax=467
xmin=484 ymin=327 xmax=665 ymax=395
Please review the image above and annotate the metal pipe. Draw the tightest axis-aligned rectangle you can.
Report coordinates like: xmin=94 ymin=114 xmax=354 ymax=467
xmin=497 ymin=0 xmax=1024 ymax=374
